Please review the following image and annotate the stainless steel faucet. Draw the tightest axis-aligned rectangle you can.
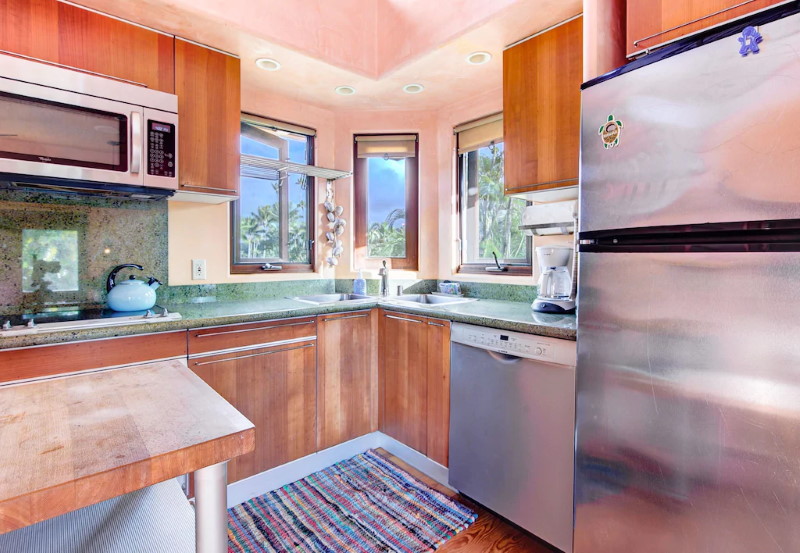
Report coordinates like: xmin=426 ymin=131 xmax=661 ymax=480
xmin=378 ymin=260 xmax=389 ymax=296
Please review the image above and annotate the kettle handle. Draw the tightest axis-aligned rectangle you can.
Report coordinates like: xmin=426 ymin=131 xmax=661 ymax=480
xmin=107 ymin=264 xmax=144 ymax=292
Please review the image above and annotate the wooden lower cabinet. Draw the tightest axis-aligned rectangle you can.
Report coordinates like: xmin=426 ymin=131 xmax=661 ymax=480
xmin=0 ymin=331 xmax=187 ymax=384
xmin=378 ymin=310 xmax=451 ymax=466
xmin=189 ymin=339 xmax=317 ymax=483
xmin=425 ymin=318 xmax=451 ymax=466
xmin=316 ymin=310 xmax=378 ymax=450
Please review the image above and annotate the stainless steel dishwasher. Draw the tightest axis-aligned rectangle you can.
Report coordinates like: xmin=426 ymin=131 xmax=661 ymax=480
xmin=449 ymin=323 xmax=576 ymax=553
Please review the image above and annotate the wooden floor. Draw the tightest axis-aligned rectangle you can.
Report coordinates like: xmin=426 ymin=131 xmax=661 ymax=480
xmin=376 ymin=449 xmax=554 ymax=553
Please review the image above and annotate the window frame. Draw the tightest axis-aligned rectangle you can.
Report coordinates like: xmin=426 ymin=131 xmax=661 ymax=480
xmin=230 ymin=115 xmax=316 ymax=274
xmin=353 ymin=133 xmax=419 ymax=271
xmin=455 ymin=140 xmax=532 ymax=276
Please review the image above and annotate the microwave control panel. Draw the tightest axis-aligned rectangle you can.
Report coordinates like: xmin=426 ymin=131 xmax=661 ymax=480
xmin=147 ymin=120 xmax=176 ymax=178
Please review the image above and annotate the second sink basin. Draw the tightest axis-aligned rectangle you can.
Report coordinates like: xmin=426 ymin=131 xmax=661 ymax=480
xmin=388 ymin=294 xmax=476 ymax=306
xmin=290 ymin=293 xmax=374 ymax=305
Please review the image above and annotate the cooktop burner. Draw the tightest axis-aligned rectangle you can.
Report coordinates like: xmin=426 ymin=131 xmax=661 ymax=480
xmin=4 ymin=306 xmax=167 ymax=327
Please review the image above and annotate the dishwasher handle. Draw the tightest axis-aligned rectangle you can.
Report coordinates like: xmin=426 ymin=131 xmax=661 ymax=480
xmin=486 ymin=350 xmax=524 ymax=364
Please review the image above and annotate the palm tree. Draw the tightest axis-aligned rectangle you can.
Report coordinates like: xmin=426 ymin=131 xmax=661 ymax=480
xmin=368 ymin=208 xmax=406 ymax=257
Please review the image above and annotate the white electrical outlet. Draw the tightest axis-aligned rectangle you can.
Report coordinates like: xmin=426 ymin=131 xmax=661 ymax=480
xmin=191 ymin=259 xmax=207 ymax=280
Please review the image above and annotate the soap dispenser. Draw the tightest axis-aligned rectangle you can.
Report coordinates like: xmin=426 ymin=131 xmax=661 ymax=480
xmin=353 ymin=269 xmax=366 ymax=296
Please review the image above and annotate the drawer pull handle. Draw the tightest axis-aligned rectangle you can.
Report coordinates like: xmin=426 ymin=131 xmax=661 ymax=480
xmin=428 ymin=322 xmax=445 ymax=327
xmin=195 ymin=320 xmax=315 ymax=338
xmin=192 ymin=343 xmax=315 ymax=367
xmin=385 ymin=314 xmax=422 ymax=324
xmin=633 ymin=0 xmax=756 ymax=48
xmin=321 ymin=313 xmax=369 ymax=322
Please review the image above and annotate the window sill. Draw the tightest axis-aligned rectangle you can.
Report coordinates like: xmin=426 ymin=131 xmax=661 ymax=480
xmin=230 ymin=264 xmax=315 ymax=274
xmin=457 ymin=264 xmax=532 ymax=276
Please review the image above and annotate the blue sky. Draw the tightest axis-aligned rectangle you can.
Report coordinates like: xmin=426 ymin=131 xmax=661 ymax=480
xmin=240 ymin=135 xmax=308 ymax=217
xmin=239 ymin=134 xmax=406 ymax=226
xmin=367 ymin=158 xmax=405 ymax=226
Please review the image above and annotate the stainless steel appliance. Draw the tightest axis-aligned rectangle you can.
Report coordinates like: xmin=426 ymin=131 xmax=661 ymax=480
xmin=576 ymin=6 xmax=800 ymax=553
xmin=0 ymin=54 xmax=178 ymax=198
xmin=449 ymin=323 xmax=576 ymax=553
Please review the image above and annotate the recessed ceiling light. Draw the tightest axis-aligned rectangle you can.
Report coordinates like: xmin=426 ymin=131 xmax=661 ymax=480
xmin=466 ymin=51 xmax=492 ymax=65
xmin=335 ymin=85 xmax=356 ymax=95
xmin=255 ymin=58 xmax=281 ymax=71
xmin=403 ymin=83 xmax=425 ymax=94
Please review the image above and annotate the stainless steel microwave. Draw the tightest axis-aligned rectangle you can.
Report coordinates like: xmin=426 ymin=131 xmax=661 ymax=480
xmin=0 ymin=54 xmax=178 ymax=197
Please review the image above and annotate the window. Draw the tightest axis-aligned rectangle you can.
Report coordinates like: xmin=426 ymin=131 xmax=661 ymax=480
xmin=456 ymin=114 xmax=530 ymax=274
xmin=353 ymin=134 xmax=419 ymax=270
xmin=232 ymin=115 xmax=315 ymax=273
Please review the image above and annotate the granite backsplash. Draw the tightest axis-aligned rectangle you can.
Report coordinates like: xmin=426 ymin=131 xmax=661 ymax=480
xmin=0 ymin=189 xmax=538 ymax=316
xmin=0 ymin=190 xmax=168 ymax=316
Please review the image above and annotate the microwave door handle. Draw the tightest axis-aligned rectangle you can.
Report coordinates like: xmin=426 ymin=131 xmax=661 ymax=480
xmin=130 ymin=111 xmax=142 ymax=174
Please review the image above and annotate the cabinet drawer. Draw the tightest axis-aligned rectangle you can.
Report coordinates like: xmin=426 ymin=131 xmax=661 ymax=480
xmin=188 ymin=317 xmax=316 ymax=355
xmin=0 ymin=330 xmax=188 ymax=384
xmin=188 ymin=339 xmax=316 ymax=370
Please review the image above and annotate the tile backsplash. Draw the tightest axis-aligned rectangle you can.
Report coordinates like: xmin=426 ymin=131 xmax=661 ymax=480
xmin=0 ymin=190 xmax=168 ymax=316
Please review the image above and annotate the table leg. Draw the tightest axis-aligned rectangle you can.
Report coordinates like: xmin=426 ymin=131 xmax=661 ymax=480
xmin=194 ymin=461 xmax=228 ymax=553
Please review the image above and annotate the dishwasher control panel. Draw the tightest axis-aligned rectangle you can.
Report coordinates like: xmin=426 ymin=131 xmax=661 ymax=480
xmin=450 ymin=323 xmax=576 ymax=365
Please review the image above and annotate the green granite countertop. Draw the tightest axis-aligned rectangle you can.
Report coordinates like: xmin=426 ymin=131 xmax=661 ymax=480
xmin=0 ymin=297 xmax=576 ymax=349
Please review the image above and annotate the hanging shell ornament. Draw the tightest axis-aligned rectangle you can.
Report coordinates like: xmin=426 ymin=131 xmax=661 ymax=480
xmin=335 ymin=239 xmax=343 ymax=248
xmin=334 ymin=205 xmax=344 ymax=217
xmin=326 ymin=256 xmax=339 ymax=266
xmin=325 ymin=231 xmax=335 ymax=243
xmin=332 ymin=246 xmax=344 ymax=256
xmin=326 ymin=212 xmax=336 ymax=222
xmin=335 ymin=225 xmax=345 ymax=236
xmin=324 ymin=201 xmax=335 ymax=212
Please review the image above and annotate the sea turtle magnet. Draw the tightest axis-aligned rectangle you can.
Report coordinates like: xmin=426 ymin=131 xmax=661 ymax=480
xmin=599 ymin=114 xmax=623 ymax=149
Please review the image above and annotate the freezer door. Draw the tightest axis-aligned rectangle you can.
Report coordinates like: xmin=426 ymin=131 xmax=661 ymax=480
xmin=575 ymin=251 xmax=800 ymax=553
xmin=581 ymin=12 xmax=800 ymax=234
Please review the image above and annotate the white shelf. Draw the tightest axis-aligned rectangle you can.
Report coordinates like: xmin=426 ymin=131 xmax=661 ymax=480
xmin=0 ymin=480 xmax=195 ymax=553
xmin=241 ymin=154 xmax=351 ymax=181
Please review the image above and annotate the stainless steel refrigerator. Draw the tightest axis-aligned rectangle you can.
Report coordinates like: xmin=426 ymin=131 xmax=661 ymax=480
xmin=576 ymin=7 xmax=800 ymax=553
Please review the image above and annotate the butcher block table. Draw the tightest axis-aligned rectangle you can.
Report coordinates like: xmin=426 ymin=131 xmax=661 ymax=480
xmin=0 ymin=359 xmax=255 ymax=553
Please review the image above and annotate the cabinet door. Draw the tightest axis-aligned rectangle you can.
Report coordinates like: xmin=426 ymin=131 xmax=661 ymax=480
xmin=190 ymin=340 xmax=316 ymax=482
xmin=175 ymin=38 xmax=240 ymax=196
xmin=425 ymin=318 xmax=451 ymax=466
xmin=379 ymin=310 xmax=428 ymax=453
xmin=0 ymin=0 xmax=175 ymax=92
xmin=627 ymin=0 xmax=786 ymax=56
xmin=317 ymin=310 xmax=378 ymax=450
xmin=503 ymin=16 xmax=582 ymax=195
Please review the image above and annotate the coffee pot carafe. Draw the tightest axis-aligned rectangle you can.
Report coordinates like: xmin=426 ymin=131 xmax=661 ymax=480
xmin=533 ymin=246 xmax=576 ymax=313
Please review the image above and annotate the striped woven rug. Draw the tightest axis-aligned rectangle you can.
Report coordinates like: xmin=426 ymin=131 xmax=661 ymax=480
xmin=228 ymin=449 xmax=477 ymax=553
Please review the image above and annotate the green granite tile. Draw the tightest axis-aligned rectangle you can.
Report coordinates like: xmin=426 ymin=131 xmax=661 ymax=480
xmin=334 ymin=279 xmax=437 ymax=295
xmin=437 ymin=280 xmax=538 ymax=303
xmin=0 ymin=190 xmax=167 ymax=316
xmin=157 ymin=279 xmax=334 ymax=304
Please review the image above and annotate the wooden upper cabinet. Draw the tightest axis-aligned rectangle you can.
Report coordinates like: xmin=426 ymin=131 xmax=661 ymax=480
xmin=627 ymin=0 xmax=787 ymax=57
xmin=174 ymin=38 xmax=241 ymax=197
xmin=503 ymin=16 xmax=583 ymax=195
xmin=317 ymin=310 xmax=378 ymax=450
xmin=0 ymin=0 xmax=174 ymax=92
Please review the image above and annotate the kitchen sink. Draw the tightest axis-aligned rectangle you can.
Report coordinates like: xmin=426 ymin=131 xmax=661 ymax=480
xmin=387 ymin=294 xmax=476 ymax=306
xmin=289 ymin=293 xmax=375 ymax=305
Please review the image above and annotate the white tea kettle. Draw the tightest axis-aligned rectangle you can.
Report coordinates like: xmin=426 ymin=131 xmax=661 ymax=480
xmin=106 ymin=264 xmax=162 ymax=312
